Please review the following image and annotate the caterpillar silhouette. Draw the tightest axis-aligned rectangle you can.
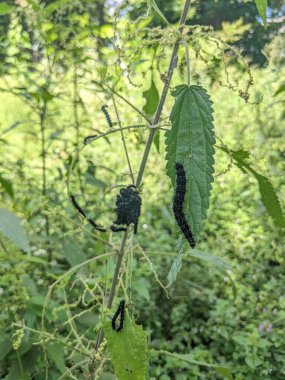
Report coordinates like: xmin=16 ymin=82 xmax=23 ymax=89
xmin=101 ymin=105 xmax=113 ymax=129
xmin=70 ymin=195 xmax=107 ymax=232
xmin=111 ymin=300 xmax=125 ymax=332
xmin=173 ymin=163 xmax=195 ymax=249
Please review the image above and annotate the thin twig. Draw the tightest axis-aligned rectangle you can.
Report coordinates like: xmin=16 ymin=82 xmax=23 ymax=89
xmin=112 ymin=95 xmax=135 ymax=184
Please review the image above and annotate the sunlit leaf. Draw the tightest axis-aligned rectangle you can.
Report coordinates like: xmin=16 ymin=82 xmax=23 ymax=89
xmin=0 ymin=208 xmax=30 ymax=253
xmin=0 ymin=3 xmax=14 ymax=15
xmin=143 ymin=79 xmax=159 ymax=115
xmin=255 ymin=0 xmax=267 ymax=28
xmin=104 ymin=311 xmax=149 ymax=380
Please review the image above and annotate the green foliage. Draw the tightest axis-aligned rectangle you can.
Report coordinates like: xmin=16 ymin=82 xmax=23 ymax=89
xmin=0 ymin=208 xmax=30 ymax=253
xmin=254 ymin=0 xmax=267 ymax=28
xmin=104 ymin=311 xmax=149 ymax=380
xmin=165 ymin=85 xmax=215 ymax=240
xmin=224 ymin=148 xmax=285 ymax=228
xmin=143 ymin=79 xmax=160 ymax=115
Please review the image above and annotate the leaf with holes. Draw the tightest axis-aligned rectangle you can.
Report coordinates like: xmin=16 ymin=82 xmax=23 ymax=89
xmin=104 ymin=311 xmax=149 ymax=380
xmin=165 ymin=85 xmax=215 ymax=241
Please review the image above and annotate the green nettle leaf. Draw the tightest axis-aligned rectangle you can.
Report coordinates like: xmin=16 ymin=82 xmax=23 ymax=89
xmin=165 ymin=85 xmax=215 ymax=240
xmin=255 ymin=0 xmax=267 ymax=28
xmin=46 ymin=342 xmax=66 ymax=374
xmin=143 ymin=79 xmax=159 ymax=115
xmin=0 ymin=208 xmax=30 ymax=253
xmin=104 ymin=311 xmax=149 ymax=380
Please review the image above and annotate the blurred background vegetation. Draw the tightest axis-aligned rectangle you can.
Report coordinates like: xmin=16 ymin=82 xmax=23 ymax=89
xmin=0 ymin=0 xmax=284 ymax=379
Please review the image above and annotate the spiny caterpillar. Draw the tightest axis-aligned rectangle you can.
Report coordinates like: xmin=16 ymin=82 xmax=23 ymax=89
xmin=70 ymin=194 xmax=107 ymax=232
xmin=111 ymin=299 xmax=125 ymax=332
xmin=101 ymin=105 xmax=113 ymax=129
xmin=83 ymin=134 xmax=97 ymax=145
xmin=173 ymin=163 xmax=195 ymax=248
xmin=111 ymin=185 xmax=142 ymax=234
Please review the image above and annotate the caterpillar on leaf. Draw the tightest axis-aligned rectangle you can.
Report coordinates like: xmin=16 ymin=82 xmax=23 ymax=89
xmin=172 ymin=163 xmax=195 ymax=249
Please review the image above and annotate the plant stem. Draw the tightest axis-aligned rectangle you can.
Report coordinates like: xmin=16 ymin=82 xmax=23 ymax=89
xmin=91 ymin=0 xmax=191 ymax=371
xmin=112 ymin=95 xmax=135 ymax=185
xmin=40 ymin=102 xmax=50 ymax=238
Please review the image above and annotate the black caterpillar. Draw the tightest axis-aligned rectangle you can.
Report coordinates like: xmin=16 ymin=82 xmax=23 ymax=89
xmin=70 ymin=194 xmax=107 ymax=232
xmin=111 ymin=185 xmax=142 ymax=234
xmin=83 ymin=134 xmax=97 ymax=145
xmin=111 ymin=299 xmax=125 ymax=332
xmin=101 ymin=105 xmax=113 ymax=129
xmin=173 ymin=163 xmax=195 ymax=249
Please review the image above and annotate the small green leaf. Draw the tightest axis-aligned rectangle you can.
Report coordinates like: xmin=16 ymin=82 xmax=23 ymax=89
xmin=165 ymin=85 xmax=215 ymax=241
xmin=143 ymin=79 xmax=159 ymax=115
xmin=0 ymin=3 xmax=14 ymax=15
xmin=251 ymin=170 xmax=285 ymax=228
xmin=221 ymin=147 xmax=285 ymax=229
xmin=255 ymin=0 xmax=267 ymax=28
xmin=274 ymin=84 xmax=285 ymax=96
xmin=154 ymin=129 xmax=160 ymax=153
xmin=167 ymin=240 xmax=183 ymax=288
xmin=0 ymin=208 xmax=30 ymax=253
xmin=151 ymin=0 xmax=170 ymax=26
xmin=104 ymin=311 xmax=149 ymax=380
xmin=0 ymin=174 xmax=14 ymax=199
xmin=46 ymin=342 xmax=66 ymax=374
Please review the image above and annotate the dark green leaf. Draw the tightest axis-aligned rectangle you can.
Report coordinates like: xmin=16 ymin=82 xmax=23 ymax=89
xmin=0 ymin=208 xmax=30 ymax=253
xmin=143 ymin=79 xmax=159 ymax=115
xmin=0 ymin=174 xmax=14 ymax=199
xmin=0 ymin=333 xmax=12 ymax=361
xmin=154 ymin=129 xmax=160 ymax=153
xmin=46 ymin=342 xmax=66 ymax=374
xmin=165 ymin=85 xmax=215 ymax=240
xmin=274 ymin=84 xmax=285 ymax=97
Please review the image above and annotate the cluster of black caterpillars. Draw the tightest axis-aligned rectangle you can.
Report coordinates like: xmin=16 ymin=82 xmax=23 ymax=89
xmin=70 ymin=185 xmax=142 ymax=235
xmin=70 ymin=105 xmax=196 ymax=335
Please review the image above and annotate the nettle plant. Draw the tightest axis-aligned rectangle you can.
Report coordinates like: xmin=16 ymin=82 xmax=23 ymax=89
xmin=12 ymin=0 xmax=285 ymax=379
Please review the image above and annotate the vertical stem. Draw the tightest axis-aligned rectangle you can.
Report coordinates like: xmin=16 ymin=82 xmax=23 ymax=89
xmin=73 ymin=64 xmax=85 ymax=199
xmin=90 ymin=0 xmax=191 ymax=374
xmin=40 ymin=102 xmax=50 ymax=237
xmin=112 ymin=96 xmax=135 ymax=185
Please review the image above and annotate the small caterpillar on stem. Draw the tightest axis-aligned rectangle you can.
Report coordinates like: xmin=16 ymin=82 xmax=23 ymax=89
xmin=101 ymin=105 xmax=113 ymax=129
